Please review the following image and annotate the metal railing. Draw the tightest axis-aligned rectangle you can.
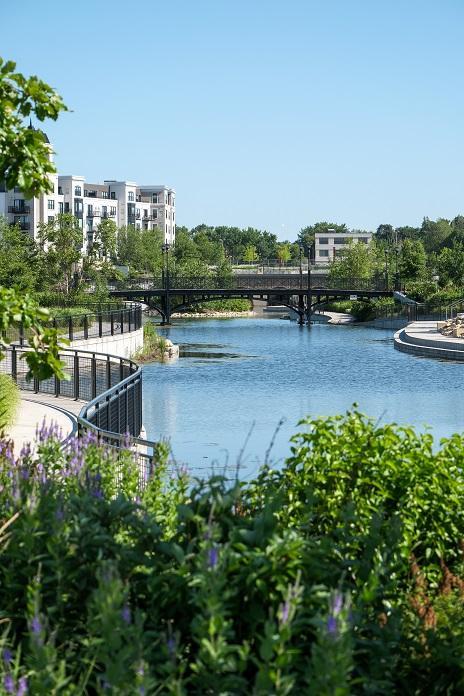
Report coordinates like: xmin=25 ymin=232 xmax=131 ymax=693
xmin=113 ymin=275 xmax=389 ymax=292
xmin=373 ymin=298 xmax=464 ymax=325
xmin=1 ymin=345 xmax=155 ymax=484
xmin=4 ymin=302 xmax=143 ymax=346
xmin=8 ymin=205 xmax=30 ymax=214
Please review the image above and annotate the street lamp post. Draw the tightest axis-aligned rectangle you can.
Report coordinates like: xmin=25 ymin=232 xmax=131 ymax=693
xmin=394 ymin=247 xmax=399 ymax=290
xmin=384 ymin=249 xmax=389 ymax=290
xmin=299 ymin=244 xmax=303 ymax=290
xmin=161 ymin=242 xmax=171 ymax=324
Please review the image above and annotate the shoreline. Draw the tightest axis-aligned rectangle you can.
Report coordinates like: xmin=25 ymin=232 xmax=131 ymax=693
xmin=170 ymin=310 xmax=256 ymax=319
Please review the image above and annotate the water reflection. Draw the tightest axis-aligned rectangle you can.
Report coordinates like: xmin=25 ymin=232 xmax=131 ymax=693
xmin=142 ymin=318 xmax=464 ymax=474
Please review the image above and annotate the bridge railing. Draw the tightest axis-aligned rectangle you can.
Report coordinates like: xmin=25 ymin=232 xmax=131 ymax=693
xmin=111 ymin=275 xmax=388 ymax=291
xmin=3 ymin=302 xmax=143 ymax=346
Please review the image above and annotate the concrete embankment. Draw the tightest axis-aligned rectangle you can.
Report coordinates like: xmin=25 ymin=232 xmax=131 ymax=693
xmin=394 ymin=321 xmax=464 ymax=360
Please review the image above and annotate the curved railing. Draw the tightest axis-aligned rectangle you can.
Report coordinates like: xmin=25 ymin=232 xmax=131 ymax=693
xmin=2 ymin=343 xmax=155 ymax=482
xmin=5 ymin=302 xmax=143 ymax=346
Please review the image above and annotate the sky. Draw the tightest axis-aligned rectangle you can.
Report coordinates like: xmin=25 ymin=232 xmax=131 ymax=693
xmin=5 ymin=0 xmax=464 ymax=239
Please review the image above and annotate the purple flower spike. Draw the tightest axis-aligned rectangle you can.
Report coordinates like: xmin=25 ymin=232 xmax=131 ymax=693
xmin=121 ymin=605 xmax=131 ymax=625
xmin=2 ymin=648 xmax=12 ymax=665
xmin=208 ymin=546 xmax=219 ymax=569
xmin=327 ymin=615 xmax=338 ymax=637
xmin=332 ymin=591 xmax=343 ymax=617
xmin=17 ymin=676 xmax=28 ymax=696
xmin=3 ymin=674 xmax=14 ymax=694
xmin=167 ymin=636 xmax=176 ymax=657
xmin=281 ymin=600 xmax=290 ymax=625
xmin=31 ymin=615 xmax=41 ymax=635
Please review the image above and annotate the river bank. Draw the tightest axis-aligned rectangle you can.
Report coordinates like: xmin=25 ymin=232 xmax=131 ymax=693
xmin=171 ymin=310 xmax=255 ymax=319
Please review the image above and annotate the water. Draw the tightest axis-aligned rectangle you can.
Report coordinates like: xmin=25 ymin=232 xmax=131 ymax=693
xmin=142 ymin=317 xmax=464 ymax=476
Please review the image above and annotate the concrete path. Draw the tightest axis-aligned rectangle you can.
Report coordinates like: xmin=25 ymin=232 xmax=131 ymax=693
xmin=394 ymin=321 xmax=464 ymax=361
xmin=7 ymin=394 xmax=83 ymax=455
xmin=312 ymin=311 xmax=355 ymax=325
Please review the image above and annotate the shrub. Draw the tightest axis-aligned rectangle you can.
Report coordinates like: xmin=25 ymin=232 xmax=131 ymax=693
xmin=0 ymin=374 xmax=20 ymax=433
xmin=2 ymin=411 xmax=464 ymax=691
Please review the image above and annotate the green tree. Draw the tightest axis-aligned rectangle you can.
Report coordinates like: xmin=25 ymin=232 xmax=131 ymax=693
xmin=243 ymin=244 xmax=258 ymax=263
xmin=421 ymin=217 xmax=452 ymax=253
xmin=92 ymin=218 xmax=117 ymax=259
xmin=0 ymin=57 xmax=68 ymax=196
xmin=399 ymin=239 xmax=427 ymax=281
xmin=37 ymin=214 xmax=83 ymax=293
xmin=0 ymin=217 xmax=39 ymax=291
xmin=329 ymin=241 xmax=376 ymax=281
xmin=276 ymin=243 xmax=291 ymax=266
xmin=436 ymin=243 xmax=464 ymax=286
xmin=0 ymin=57 xmax=69 ymax=379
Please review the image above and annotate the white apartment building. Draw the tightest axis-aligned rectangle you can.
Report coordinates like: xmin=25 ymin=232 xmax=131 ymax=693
xmin=314 ymin=229 xmax=372 ymax=265
xmin=0 ymin=127 xmax=175 ymax=252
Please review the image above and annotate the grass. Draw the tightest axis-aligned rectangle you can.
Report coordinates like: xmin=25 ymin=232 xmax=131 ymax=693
xmin=0 ymin=374 xmax=20 ymax=434
xmin=133 ymin=323 xmax=168 ymax=362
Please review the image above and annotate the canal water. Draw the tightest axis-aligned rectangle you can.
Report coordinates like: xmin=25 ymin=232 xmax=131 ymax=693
xmin=142 ymin=317 xmax=464 ymax=477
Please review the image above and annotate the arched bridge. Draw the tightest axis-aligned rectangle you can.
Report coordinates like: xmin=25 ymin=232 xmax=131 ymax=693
xmin=109 ymin=274 xmax=395 ymax=325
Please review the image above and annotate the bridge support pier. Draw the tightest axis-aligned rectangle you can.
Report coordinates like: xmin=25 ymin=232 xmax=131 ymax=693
xmin=305 ymin=293 xmax=312 ymax=326
xmin=297 ymin=295 xmax=305 ymax=325
xmin=160 ymin=292 xmax=172 ymax=325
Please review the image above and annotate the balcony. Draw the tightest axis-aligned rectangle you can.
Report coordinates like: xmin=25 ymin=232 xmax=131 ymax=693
xmin=8 ymin=205 xmax=30 ymax=214
xmin=87 ymin=210 xmax=101 ymax=218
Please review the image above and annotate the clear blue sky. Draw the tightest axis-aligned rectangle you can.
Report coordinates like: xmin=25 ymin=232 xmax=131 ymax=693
xmin=5 ymin=0 xmax=464 ymax=239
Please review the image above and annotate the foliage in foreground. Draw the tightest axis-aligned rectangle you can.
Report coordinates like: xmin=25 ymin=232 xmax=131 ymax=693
xmin=2 ymin=412 xmax=464 ymax=693
xmin=0 ymin=375 xmax=20 ymax=434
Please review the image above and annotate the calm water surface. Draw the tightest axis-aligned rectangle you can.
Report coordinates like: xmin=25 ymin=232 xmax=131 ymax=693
xmin=142 ymin=317 xmax=464 ymax=476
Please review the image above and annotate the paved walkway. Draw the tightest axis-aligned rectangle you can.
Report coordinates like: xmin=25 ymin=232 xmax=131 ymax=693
xmin=8 ymin=394 xmax=84 ymax=455
xmin=394 ymin=321 xmax=464 ymax=360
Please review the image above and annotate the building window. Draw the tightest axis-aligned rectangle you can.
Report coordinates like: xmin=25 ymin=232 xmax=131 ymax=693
xmin=74 ymin=185 xmax=82 ymax=196
xmin=48 ymin=199 xmax=55 ymax=210
xmin=64 ymin=202 xmax=70 ymax=213
xmin=87 ymin=205 xmax=93 ymax=216
xmin=58 ymin=186 xmax=63 ymax=195
xmin=319 ymin=250 xmax=329 ymax=257
xmin=101 ymin=191 xmax=109 ymax=199
xmin=128 ymin=191 xmax=134 ymax=201
xmin=334 ymin=238 xmax=348 ymax=245
xmin=59 ymin=202 xmax=64 ymax=214
xmin=48 ymin=215 xmax=54 ymax=224
xmin=110 ymin=206 xmax=116 ymax=216
xmin=359 ymin=237 xmax=369 ymax=244
xmin=318 ymin=237 xmax=328 ymax=244
xmin=87 ymin=220 xmax=93 ymax=232
xmin=152 ymin=193 xmax=158 ymax=204
xmin=152 ymin=209 xmax=158 ymax=219
xmin=110 ymin=191 xmax=116 ymax=199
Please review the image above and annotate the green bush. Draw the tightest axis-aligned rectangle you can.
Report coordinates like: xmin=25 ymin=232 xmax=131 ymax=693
xmin=3 ymin=411 xmax=464 ymax=691
xmin=350 ymin=300 xmax=376 ymax=321
xmin=0 ymin=374 xmax=20 ymax=433
xmin=185 ymin=299 xmax=252 ymax=313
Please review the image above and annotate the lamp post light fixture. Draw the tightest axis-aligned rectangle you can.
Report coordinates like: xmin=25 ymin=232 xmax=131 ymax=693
xmin=161 ymin=241 xmax=171 ymax=289
xmin=299 ymin=244 xmax=303 ymax=289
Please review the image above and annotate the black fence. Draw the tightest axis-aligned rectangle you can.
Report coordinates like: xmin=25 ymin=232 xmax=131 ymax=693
xmin=113 ymin=274 xmax=390 ymax=292
xmin=5 ymin=302 xmax=142 ymax=346
xmin=373 ymin=298 xmax=464 ymax=326
xmin=2 ymin=344 xmax=156 ymax=486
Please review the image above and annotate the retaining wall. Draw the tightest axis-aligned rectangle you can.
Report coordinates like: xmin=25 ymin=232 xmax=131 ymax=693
xmin=70 ymin=327 xmax=144 ymax=358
